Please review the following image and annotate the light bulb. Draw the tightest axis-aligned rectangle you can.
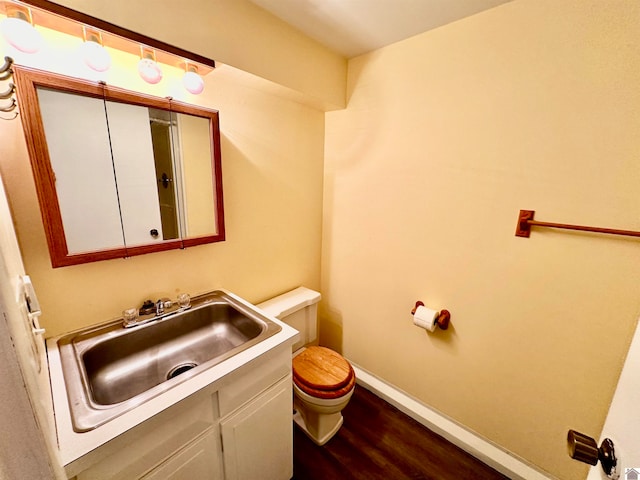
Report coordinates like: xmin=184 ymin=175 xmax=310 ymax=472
xmin=80 ymin=28 xmax=110 ymax=72
xmin=138 ymin=47 xmax=162 ymax=84
xmin=138 ymin=58 xmax=162 ymax=84
xmin=0 ymin=6 xmax=43 ymax=54
xmin=182 ymin=66 xmax=204 ymax=94
xmin=81 ymin=41 xmax=110 ymax=71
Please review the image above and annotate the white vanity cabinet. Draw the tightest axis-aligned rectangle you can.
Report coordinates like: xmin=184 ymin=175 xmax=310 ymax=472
xmin=141 ymin=429 xmax=222 ymax=480
xmin=220 ymin=376 xmax=293 ymax=480
xmin=70 ymin=389 xmax=224 ymax=480
xmin=65 ymin=347 xmax=293 ymax=480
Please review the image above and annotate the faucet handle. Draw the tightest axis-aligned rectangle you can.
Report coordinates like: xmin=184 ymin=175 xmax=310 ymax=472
xmin=122 ymin=308 xmax=139 ymax=327
xmin=177 ymin=293 xmax=191 ymax=309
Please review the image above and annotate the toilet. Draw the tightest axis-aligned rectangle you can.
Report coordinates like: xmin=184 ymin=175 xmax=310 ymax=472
xmin=258 ymin=287 xmax=355 ymax=446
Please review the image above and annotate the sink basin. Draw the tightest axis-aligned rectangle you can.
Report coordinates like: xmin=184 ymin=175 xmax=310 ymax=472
xmin=57 ymin=290 xmax=282 ymax=432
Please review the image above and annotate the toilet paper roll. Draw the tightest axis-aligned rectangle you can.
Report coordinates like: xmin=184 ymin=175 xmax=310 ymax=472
xmin=413 ymin=305 xmax=439 ymax=332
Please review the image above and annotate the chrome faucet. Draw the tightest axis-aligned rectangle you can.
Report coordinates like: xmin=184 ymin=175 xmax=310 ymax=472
xmin=122 ymin=295 xmax=191 ymax=328
xmin=144 ymin=297 xmax=171 ymax=316
xmin=155 ymin=298 xmax=166 ymax=316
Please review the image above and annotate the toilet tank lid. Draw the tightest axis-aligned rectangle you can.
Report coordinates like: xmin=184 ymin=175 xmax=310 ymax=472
xmin=257 ymin=287 xmax=321 ymax=319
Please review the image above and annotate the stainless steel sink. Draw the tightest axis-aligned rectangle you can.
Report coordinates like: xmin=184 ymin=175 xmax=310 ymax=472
xmin=57 ymin=290 xmax=281 ymax=432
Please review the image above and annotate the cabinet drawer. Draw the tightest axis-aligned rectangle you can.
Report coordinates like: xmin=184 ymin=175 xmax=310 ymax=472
xmin=218 ymin=346 xmax=291 ymax=417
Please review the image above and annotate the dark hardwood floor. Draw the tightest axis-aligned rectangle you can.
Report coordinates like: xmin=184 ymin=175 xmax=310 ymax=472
xmin=293 ymin=385 xmax=510 ymax=480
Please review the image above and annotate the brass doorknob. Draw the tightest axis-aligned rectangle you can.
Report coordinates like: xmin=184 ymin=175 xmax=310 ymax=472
xmin=567 ymin=430 xmax=618 ymax=479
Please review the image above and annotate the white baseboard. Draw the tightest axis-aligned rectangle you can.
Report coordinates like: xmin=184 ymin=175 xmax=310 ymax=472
xmin=350 ymin=363 xmax=556 ymax=480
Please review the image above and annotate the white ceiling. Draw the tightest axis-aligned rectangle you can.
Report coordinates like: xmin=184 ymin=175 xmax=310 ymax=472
xmin=249 ymin=0 xmax=514 ymax=58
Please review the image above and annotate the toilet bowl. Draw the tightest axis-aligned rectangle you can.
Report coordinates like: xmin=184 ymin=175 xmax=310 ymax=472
xmin=258 ymin=287 xmax=355 ymax=445
xmin=292 ymin=346 xmax=356 ymax=445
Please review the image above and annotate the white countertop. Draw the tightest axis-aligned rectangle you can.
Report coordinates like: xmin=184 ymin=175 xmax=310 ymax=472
xmin=46 ymin=290 xmax=299 ymax=468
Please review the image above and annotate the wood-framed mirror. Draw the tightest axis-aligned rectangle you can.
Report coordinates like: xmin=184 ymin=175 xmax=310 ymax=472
xmin=14 ymin=65 xmax=225 ymax=267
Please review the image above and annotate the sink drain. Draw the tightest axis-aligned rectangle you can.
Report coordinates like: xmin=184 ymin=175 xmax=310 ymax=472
xmin=167 ymin=362 xmax=198 ymax=380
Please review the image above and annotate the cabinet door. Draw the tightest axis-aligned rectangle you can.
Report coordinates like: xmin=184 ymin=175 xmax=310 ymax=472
xmin=142 ymin=429 xmax=223 ymax=480
xmin=220 ymin=376 xmax=292 ymax=480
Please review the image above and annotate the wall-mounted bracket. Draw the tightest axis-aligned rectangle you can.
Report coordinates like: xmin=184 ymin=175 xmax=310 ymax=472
xmin=515 ymin=209 xmax=535 ymax=237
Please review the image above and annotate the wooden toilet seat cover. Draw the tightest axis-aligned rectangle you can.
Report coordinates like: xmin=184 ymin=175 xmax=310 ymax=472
xmin=292 ymin=346 xmax=356 ymax=399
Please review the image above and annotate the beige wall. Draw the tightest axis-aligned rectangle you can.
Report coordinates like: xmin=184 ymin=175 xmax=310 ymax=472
xmin=51 ymin=0 xmax=347 ymax=110
xmin=1 ymin=59 xmax=325 ymax=337
xmin=322 ymin=1 xmax=640 ymax=479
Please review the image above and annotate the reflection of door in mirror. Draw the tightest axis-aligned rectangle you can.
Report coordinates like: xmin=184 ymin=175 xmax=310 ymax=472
xmin=149 ymin=109 xmax=179 ymax=241
xmin=103 ymin=101 xmax=164 ymax=248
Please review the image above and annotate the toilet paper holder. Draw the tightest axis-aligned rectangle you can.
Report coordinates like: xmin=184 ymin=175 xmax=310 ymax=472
xmin=411 ymin=301 xmax=450 ymax=330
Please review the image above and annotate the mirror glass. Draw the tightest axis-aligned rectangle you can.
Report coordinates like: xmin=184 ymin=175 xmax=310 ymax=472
xmin=14 ymin=66 xmax=224 ymax=267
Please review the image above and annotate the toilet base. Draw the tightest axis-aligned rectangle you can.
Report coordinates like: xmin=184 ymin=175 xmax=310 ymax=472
xmin=293 ymin=409 xmax=344 ymax=446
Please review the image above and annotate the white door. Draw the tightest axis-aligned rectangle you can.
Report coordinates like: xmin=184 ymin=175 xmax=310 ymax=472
xmin=220 ymin=376 xmax=293 ymax=480
xmin=586 ymin=318 xmax=640 ymax=480
xmin=0 ymin=173 xmax=64 ymax=478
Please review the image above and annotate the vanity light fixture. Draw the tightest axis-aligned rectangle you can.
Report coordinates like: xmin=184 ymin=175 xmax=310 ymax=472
xmin=0 ymin=3 xmax=43 ymax=53
xmin=137 ymin=45 xmax=163 ymax=84
xmin=79 ymin=26 xmax=110 ymax=72
xmin=182 ymin=62 xmax=204 ymax=95
xmin=2 ymin=1 xmax=215 ymax=90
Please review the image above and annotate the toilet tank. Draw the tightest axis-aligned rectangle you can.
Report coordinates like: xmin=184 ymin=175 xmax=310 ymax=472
xmin=258 ymin=287 xmax=321 ymax=352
